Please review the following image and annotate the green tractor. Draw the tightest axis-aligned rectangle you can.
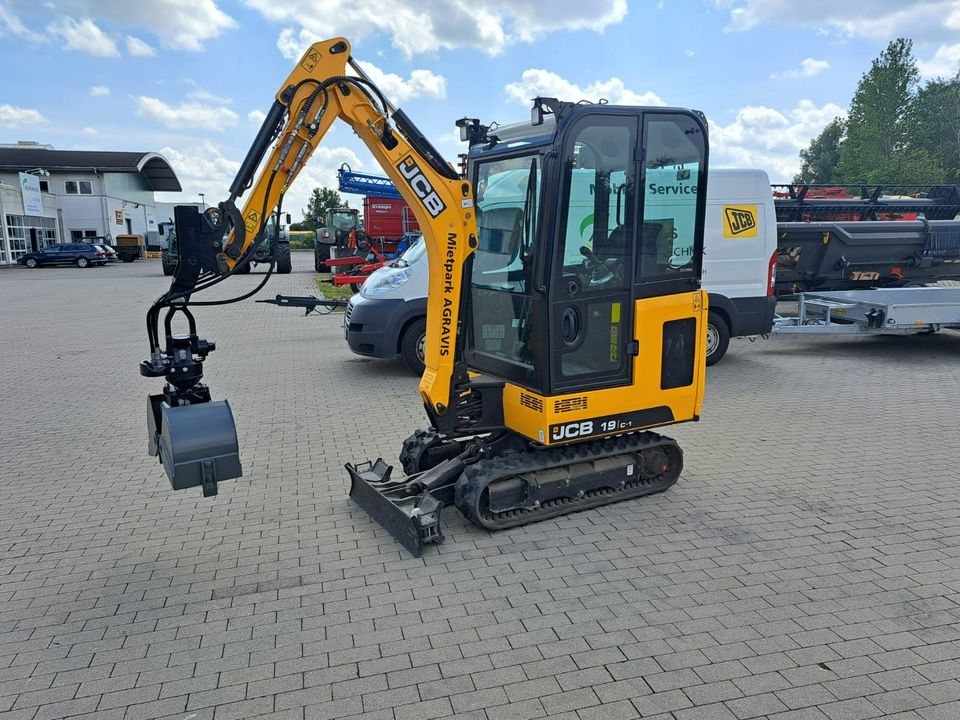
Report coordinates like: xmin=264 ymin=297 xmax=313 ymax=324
xmin=162 ymin=210 xmax=293 ymax=276
xmin=315 ymin=206 xmax=361 ymax=272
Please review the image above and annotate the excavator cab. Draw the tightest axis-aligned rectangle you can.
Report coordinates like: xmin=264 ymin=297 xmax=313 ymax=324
xmin=462 ymin=101 xmax=708 ymax=432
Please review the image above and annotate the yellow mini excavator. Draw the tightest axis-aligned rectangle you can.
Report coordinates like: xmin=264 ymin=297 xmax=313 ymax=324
xmin=143 ymin=37 xmax=710 ymax=556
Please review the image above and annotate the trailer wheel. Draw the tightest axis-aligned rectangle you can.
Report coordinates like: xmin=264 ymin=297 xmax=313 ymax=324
xmin=401 ymin=318 xmax=427 ymax=375
xmin=706 ymin=310 xmax=730 ymax=366
xmin=275 ymin=243 xmax=292 ymax=274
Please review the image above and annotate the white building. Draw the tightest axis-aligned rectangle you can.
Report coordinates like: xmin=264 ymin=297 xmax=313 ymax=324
xmin=0 ymin=142 xmax=181 ymax=264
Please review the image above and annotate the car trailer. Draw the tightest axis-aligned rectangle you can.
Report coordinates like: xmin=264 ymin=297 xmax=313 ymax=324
xmin=773 ymin=286 xmax=960 ymax=335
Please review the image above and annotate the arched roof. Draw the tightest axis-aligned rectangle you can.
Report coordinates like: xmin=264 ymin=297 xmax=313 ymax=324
xmin=0 ymin=148 xmax=182 ymax=191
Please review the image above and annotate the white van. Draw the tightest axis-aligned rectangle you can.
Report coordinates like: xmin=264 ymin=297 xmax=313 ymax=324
xmin=701 ymin=169 xmax=778 ymax=362
xmin=344 ymin=169 xmax=777 ymax=371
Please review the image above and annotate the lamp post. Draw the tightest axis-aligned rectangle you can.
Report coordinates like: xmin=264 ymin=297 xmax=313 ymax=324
xmin=199 ymin=193 xmax=205 ymax=210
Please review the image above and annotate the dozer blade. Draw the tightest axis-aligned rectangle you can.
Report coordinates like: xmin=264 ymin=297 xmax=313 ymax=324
xmin=147 ymin=395 xmax=242 ymax=496
xmin=346 ymin=459 xmax=445 ymax=557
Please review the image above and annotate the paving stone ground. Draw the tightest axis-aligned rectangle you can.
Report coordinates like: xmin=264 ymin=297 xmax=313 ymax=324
xmin=1 ymin=254 xmax=959 ymax=720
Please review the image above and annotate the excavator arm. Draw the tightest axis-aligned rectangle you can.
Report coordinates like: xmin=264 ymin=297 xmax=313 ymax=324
xmin=143 ymin=38 xmax=478 ymax=478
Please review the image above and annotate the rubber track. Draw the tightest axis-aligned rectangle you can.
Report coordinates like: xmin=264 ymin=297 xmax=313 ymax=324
xmin=455 ymin=431 xmax=681 ymax=531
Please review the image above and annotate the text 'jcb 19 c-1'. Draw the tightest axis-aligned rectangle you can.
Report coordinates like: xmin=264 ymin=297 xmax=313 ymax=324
xmin=141 ymin=37 xmax=710 ymax=556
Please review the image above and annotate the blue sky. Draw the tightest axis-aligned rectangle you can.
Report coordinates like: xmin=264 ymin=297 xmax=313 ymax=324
xmin=2 ymin=0 xmax=959 ymax=220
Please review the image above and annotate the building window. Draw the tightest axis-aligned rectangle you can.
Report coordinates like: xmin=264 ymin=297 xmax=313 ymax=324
xmin=39 ymin=180 xmax=49 ymax=193
xmin=70 ymin=230 xmax=99 ymax=241
xmin=5 ymin=214 xmax=58 ymax=261
xmin=64 ymin=180 xmax=93 ymax=195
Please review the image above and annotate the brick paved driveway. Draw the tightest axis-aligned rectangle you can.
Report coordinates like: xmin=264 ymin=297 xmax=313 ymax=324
xmin=1 ymin=255 xmax=959 ymax=720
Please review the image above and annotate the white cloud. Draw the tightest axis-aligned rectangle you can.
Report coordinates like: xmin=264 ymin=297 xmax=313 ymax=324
xmin=255 ymin=0 xmax=626 ymax=58
xmin=135 ymin=96 xmax=239 ymax=131
xmin=0 ymin=3 xmax=42 ymax=41
xmin=0 ymin=105 xmax=47 ymax=127
xmin=58 ymin=0 xmax=235 ymax=51
xmin=918 ymin=43 xmax=960 ymax=78
xmin=82 ymin=126 xmax=98 ymax=135
xmin=710 ymin=100 xmax=846 ymax=181
xmin=276 ymin=27 xmax=316 ymax=60
xmin=770 ymin=57 xmax=831 ymax=80
xmin=89 ymin=85 xmax=110 ymax=97
xmin=126 ymin=34 xmax=156 ymax=57
xmin=156 ymin=142 xmax=365 ymax=223
xmin=157 ymin=142 xmax=241 ymax=207
xmin=506 ymin=69 xmax=664 ymax=107
xmin=356 ymin=61 xmax=446 ymax=101
xmin=185 ymin=87 xmax=232 ymax=104
xmin=48 ymin=17 xmax=119 ymax=57
xmin=721 ymin=1 xmax=960 ymax=44
xmin=247 ymin=109 xmax=267 ymax=126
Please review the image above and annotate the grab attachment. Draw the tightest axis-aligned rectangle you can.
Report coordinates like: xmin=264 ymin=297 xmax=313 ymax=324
xmin=143 ymin=303 xmax=242 ymax=497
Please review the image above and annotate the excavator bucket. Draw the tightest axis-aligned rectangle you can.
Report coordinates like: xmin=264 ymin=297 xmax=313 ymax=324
xmin=148 ymin=396 xmax=242 ymax=496
xmin=347 ymin=459 xmax=446 ymax=557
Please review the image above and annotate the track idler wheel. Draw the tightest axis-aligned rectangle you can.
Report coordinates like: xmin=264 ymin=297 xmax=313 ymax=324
xmin=399 ymin=429 xmax=465 ymax=475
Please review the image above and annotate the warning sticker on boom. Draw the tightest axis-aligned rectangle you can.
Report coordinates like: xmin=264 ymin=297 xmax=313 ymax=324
xmin=300 ymin=49 xmax=320 ymax=72
xmin=722 ymin=205 xmax=758 ymax=238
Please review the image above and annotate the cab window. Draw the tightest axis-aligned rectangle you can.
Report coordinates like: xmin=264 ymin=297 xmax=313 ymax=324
xmin=638 ymin=115 xmax=705 ymax=282
xmin=470 ymin=155 xmax=541 ymax=367
xmin=557 ymin=124 xmax=634 ymax=292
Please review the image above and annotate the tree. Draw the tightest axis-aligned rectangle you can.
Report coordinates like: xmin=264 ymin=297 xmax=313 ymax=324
xmin=912 ymin=73 xmax=960 ymax=184
xmin=835 ymin=38 xmax=945 ymax=183
xmin=291 ymin=187 xmax=346 ymax=231
xmin=794 ymin=118 xmax=845 ymax=184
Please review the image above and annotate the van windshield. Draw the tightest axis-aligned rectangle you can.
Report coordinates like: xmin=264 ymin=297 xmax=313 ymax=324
xmin=395 ymin=236 xmax=424 ymax=267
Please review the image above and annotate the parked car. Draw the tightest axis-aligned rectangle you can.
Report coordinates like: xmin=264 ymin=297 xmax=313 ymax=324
xmin=95 ymin=244 xmax=119 ymax=262
xmin=18 ymin=243 xmax=110 ymax=268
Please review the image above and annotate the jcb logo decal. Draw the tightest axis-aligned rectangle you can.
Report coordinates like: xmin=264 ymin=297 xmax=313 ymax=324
xmin=550 ymin=421 xmax=594 ymax=442
xmin=397 ymin=157 xmax=446 ymax=218
xmin=723 ymin=205 xmax=758 ymax=238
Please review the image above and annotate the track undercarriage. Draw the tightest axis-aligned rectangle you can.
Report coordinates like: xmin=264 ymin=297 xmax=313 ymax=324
xmin=347 ymin=429 xmax=682 ymax=556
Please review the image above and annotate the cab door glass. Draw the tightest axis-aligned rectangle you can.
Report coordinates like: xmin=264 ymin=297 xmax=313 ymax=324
xmin=470 ymin=155 xmax=540 ymax=368
xmin=559 ymin=125 xmax=633 ymax=292
xmin=553 ymin=120 xmax=636 ymax=387
xmin=639 ymin=116 xmax=705 ymax=282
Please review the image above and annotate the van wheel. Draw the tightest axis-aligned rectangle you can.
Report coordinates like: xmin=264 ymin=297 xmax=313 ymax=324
xmin=706 ymin=310 xmax=730 ymax=366
xmin=401 ymin=318 xmax=427 ymax=375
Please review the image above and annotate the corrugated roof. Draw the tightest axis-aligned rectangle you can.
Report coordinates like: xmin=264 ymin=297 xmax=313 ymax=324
xmin=0 ymin=148 xmax=182 ymax=192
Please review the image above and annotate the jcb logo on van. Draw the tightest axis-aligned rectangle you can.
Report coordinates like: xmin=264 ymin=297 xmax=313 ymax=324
xmin=397 ymin=156 xmax=446 ymax=219
xmin=722 ymin=205 xmax=758 ymax=238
